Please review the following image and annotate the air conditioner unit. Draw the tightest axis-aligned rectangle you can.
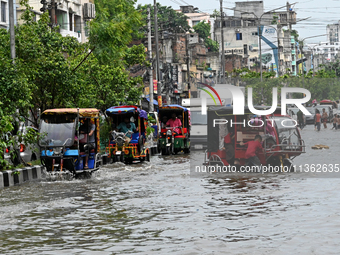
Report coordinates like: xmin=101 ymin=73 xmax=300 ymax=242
xmin=91 ymin=3 xmax=96 ymax=18
xmin=84 ymin=3 xmax=95 ymax=19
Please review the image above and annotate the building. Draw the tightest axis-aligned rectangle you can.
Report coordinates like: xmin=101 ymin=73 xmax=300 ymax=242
xmin=178 ymin=6 xmax=210 ymax=29
xmin=327 ymin=21 xmax=340 ymax=43
xmin=16 ymin=0 xmax=95 ymax=43
xmin=0 ymin=0 xmax=18 ymax=29
xmin=213 ymin=1 xmax=297 ymax=76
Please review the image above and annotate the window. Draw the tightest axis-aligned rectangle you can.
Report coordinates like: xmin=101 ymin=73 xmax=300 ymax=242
xmin=56 ymin=10 xmax=68 ymax=30
xmin=236 ymin=33 xmax=242 ymax=40
xmin=69 ymin=12 xmax=73 ymax=31
xmin=1 ymin=1 xmax=6 ymax=23
xmin=192 ymin=20 xmax=200 ymax=26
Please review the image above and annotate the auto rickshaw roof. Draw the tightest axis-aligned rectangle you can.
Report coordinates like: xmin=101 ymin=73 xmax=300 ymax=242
xmin=160 ymin=104 xmax=188 ymax=111
xmin=208 ymin=105 xmax=282 ymax=115
xmin=42 ymin=108 xmax=100 ymax=117
xmin=106 ymin=105 xmax=141 ymax=115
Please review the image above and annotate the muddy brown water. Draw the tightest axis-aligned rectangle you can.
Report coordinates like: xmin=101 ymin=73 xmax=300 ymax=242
xmin=1 ymin=124 xmax=340 ymax=254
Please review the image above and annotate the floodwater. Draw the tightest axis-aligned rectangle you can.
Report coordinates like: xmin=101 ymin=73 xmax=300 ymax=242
xmin=1 ymin=124 xmax=340 ymax=254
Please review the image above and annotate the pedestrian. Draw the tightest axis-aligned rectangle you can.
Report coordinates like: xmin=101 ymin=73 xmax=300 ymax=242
xmin=331 ymin=114 xmax=338 ymax=130
xmin=297 ymin=109 xmax=304 ymax=130
xmin=337 ymin=115 xmax=340 ymax=129
xmin=321 ymin=108 xmax=328 ymax=128
xmin=314 ymin=109 xmax=321 ymax=131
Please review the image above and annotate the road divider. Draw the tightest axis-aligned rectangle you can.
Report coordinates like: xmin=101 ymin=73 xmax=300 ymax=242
xmin=0 ymin=165 xmax=44 ymax=189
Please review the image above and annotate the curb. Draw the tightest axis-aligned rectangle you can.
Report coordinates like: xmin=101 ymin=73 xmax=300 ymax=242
xmin=0 ymin=165 xmax=44 ymax=189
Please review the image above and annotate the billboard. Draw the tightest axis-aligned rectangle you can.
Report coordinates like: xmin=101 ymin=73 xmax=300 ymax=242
xmin=259 ymin=25 xmax=279 ymax=77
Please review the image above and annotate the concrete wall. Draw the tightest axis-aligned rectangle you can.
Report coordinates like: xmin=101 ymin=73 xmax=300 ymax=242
xmin=234 ymin=1 xmax=264 ymax=19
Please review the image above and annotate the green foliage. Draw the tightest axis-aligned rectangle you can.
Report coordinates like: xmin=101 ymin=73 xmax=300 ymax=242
xmin=193 ymin=21 xmax=210 ymax=40
xmin=239 ymin=67 xmax=340 ymax=105
xmin=146 ymin=115 xmax=155 ymax=136
xmin=210 ymin=9 xmax=220 ymax=18
xmin=137 ymin=4 xmax=191 ymax=34
xmin=205 ymin=38 xmax=219 ymax=52
xmin=193 ymin=21 xmax=219 ymax=52
xmin=0 ymin=0 xmax=147 ymax=169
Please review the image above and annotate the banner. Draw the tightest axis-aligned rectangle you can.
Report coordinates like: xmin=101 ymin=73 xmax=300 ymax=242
xmin=153 ymin=80 xmax=157 ymax=94
xmin=259 ymin=25 xmax=279 ymax=77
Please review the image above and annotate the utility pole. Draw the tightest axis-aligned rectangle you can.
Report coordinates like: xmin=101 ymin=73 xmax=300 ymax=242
xmin=147 ymin=6 xmax=154 ymax=112
xmin=186 ymin=34 xmax=190 ymax=98
xmin=259 ymin=22 xmax=263 ymax=82
xmin=51 ymin=0 xmax=56 ymax=27
xmin=220 ymin=0 xmax=225 ymax=83
xmin=9 ymin=0 xmax=15 ymax=62
xmin=154 ymin=0 xmax=162 ymax=107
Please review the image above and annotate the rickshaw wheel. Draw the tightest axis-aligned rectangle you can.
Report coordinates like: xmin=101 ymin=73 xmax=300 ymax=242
xmin=264 ymin=137 xmax=276 ymax=150
xmin=146 ymin=150 xmax=150 ymax=162
xmin=165 ymin=145 xmax=172 ymax=155
xmin=120 ymin=152 xmax=125 ymax=163
xmin=208 ymin=154 xmax=223 ymax=168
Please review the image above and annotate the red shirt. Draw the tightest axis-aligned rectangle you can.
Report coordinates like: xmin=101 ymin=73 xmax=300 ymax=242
xmin=224 ymin=133 xmax=232 ymax=144
xmin=244 ymin=140 xmax=263 ymax=159
xmin=315 ymin=113 xmax=321 ymax=123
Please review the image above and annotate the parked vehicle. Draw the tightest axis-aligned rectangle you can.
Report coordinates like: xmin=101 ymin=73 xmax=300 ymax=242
xmin=158 ymin=105 xmax=190 ymax=155
xmin=320 ymin=100 xmax=337 ymax=116
xmin=39 ymin=108 xmax=102 ymax=177
xmin=204 ymin=106 xmax=305 ymax=169
xmin=305 ymin=107 xmax=315 ymax=124
xmin=105 ymin=105 xmax=150 ymax=164
xmin=3 ymin=124 xmax=40 ymax=166
xmin=182 ymin=98 xmax=227 ymax=150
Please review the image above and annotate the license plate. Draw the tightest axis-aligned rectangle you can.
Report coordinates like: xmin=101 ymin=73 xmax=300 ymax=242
xmin=194 ymin=144 xmax=203 ymax=149
xmin=116 ymin=151 xmax=121 ymax=155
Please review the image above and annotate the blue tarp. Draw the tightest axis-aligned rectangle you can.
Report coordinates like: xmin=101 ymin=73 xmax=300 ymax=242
xmin=106 ymin=106 xmax=140 ymax=115
xmin=146 ymin=97 xmax=158 ymax=105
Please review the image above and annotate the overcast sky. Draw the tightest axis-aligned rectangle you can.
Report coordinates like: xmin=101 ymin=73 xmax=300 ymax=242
xmin=135 ymin=0 xmax=340 ymax=43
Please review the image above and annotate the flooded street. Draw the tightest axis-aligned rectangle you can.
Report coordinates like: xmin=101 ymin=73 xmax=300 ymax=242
xmin=1 ymin=124 xmax=340 ymax=254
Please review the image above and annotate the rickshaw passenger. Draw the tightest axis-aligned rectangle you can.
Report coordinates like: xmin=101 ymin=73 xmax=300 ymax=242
xmin=222 ymin=131 xmax=235 ymax=164
xmin=166 ymin=113 xmax=182 ymax=134
xmin=240 ymin=135 xmax=263 ymax=169
xmin=161 ymin=116 xmax=168 ymax=129
xmin=84 ymin=118 xmax=96 ymax=169
xmin=116 ymin=117 xmax=138 ymax=145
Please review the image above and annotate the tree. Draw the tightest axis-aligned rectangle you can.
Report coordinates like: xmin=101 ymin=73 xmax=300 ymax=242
xmin=193 ymin=21 xmax=219 ymax=52
xmin=85 ymin=0 xmax=147 ymax=113
xmin=137 ymin=4 xmax=191 ymax=34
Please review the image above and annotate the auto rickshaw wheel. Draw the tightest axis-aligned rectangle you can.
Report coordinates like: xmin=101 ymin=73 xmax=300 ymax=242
xmin=165 ymin=144 xmax=172 ymax=155
xmin=264 ymin=137 xmax=276 ymax=150
xmin=208 ymin=154 xmax=223 ymax=168
xmin=283 ymin=158 xmax=295 ymax=172
xmin=125 ymin=157 xmax=133 ymax=164
xmin=138 ymin=136 xmax=144 ymax=153
xmin=184 ymin=147 xmax=190 ymax=154
xmin=146 ymin=150 xmax=150 ymax=162
xmin=120 ymin=152 xmax=125 ymax=163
